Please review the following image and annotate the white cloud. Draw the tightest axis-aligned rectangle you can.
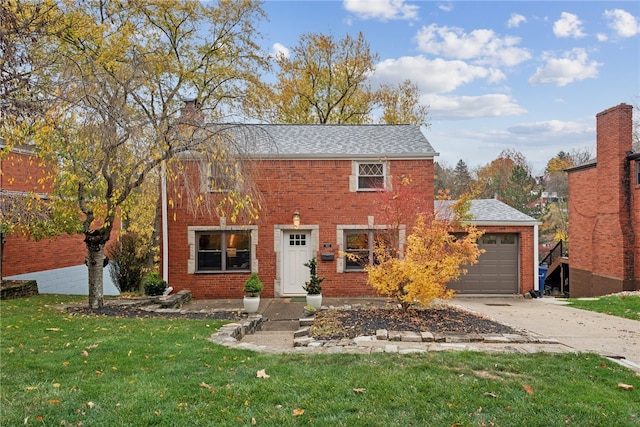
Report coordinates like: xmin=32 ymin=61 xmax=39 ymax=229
xmin=507 ymin=119 xmax=585 ymax=135
xmin=431 ymin=117 xmax=593 ymax=171
xmin=271 ymin=43 xmax=290 ymax=59
xmin=373 ymin=56 xmax=499 ymax=93
xmin=596 ymin=33 xmax=608 ymax=42
xmin=438 ymin=2 xmax=453 ymax=13
xmin=553 ymin=12 xmax=586 ymax=38
xmin=529 ymin=48 xmax=601 ymax=87
xmin=425 ymin=93 xmax=526 ymax=120
xmin=604 ymin=9 xmax=640 ymax=38
xmin=415 ymin=24 xmax=531 ymax=67
xmin=343 ymin=0 xmax=419 ymax=21
xmin=507 ymin=13 xmax=527 ymax=28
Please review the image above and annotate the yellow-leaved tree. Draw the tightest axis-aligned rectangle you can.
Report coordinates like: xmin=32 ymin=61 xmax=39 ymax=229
xmin=1 ymin=0 xmax=268 ymax=308
xmin=366 ymin=196 xmax=484 ymax=311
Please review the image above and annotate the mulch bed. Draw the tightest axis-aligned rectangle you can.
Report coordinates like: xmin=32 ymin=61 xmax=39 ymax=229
xmin=310 ymin=306 xmax=519 ymax=340
xmin=64 ymin=301 xmax=520 ymax=340
xmin=66 ymin=305 xmax=242 ymax=320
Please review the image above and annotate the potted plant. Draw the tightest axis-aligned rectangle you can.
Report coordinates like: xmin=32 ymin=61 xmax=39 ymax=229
xmin=243 ymin=273 xmax=263 ymax=313
xmin=303 ymin=258 xmax=324 ymax=309
xmin=303 ymin=305 xmax=317 ymax=317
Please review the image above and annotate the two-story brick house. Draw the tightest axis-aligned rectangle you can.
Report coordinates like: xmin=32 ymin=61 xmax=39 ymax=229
xmin=161 ymin=122 xmax=538 ymax=299
xmin=567 ymin=103 xmax=639 ymax=296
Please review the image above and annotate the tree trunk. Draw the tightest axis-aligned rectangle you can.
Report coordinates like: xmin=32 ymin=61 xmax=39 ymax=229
xmin=85 ymin=231 xmax=109 ymax=308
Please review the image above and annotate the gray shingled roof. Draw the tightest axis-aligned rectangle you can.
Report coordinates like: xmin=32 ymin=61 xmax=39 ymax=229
xmin=435 ymin=199 xmax=538 ymax=225
xmin=226 ymin=124 xmax=437 ymax=159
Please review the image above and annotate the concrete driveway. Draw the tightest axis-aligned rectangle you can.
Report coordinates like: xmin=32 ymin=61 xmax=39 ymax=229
xmin=451 ymin=296 xmax=640 ymax=373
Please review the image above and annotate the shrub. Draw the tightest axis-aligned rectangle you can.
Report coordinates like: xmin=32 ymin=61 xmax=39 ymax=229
xmin=302 ymin=258 xmax=324 ymax=294
xmin=108 ymin=232 xmax=149 ymax=293
xmin=143 ymin=271 xmax=167 ymax=296
xmin=366 ymin=210 xmax=483 ymax=311
xmin=243 ymin=273 xmax=263 ymax=297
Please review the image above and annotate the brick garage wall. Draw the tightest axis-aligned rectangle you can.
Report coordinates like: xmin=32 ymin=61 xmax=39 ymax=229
xmin=568 ymin=104 xmax=637 ymax=296
xmin=163 ymin=158 xmax=435 ymax=299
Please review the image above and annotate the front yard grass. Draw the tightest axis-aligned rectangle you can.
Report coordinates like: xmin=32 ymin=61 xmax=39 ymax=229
xmin=2 ymin=295 xmax=639 ymax=426
xmin=566 ymin=295 xmax=640 ymax=321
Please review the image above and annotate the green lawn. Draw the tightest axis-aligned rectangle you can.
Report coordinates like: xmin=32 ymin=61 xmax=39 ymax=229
xmin=566 ymin=295 xmax=640 ymax=321
xmin=2 ymin=295 xmax=639 ymax=426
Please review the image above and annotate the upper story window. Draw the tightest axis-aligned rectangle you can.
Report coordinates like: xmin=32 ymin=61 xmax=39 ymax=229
xmin=196 ymin=230 xmax=251 ymax=272
xmin=636 ymin=160 xmax=640 ymax=185
xmin=357 ymin=162 xmax=385 ymax=190
xmin=204 ymin=160 xmax=241 ymax=193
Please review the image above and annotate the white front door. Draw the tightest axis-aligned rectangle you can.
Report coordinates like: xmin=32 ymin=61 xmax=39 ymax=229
xmin=282 ymin=231 xmax=313 ymax=295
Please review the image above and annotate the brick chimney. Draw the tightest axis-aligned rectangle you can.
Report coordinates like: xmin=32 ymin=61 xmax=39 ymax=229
xmin=180 ymin=98 xmax=204 ymax=126
xmin=591 ymin=103 xmax=634 ymax=292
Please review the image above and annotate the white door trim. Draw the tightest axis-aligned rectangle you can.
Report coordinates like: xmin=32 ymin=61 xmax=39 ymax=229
xmin=273 ymin=225 xmax=319 ymax=297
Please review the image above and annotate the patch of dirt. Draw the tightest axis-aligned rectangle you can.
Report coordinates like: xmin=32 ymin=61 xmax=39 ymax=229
xmin=310 ymin=306 xmax=519 ymax=340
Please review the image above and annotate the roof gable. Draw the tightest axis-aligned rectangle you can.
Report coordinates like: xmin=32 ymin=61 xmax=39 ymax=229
xmin=435 ymin=199 xmax=538 ymax=225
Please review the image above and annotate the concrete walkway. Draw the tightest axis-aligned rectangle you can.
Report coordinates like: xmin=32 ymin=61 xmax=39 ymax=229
xmin=196 ymin=296 xmax=640 ymax=374
xmin=451 ymin=297 xmax=640 ymax=373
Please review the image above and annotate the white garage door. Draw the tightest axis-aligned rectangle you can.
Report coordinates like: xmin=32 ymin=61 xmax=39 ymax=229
xmin=449 ymin=233 xmax=519 ymax=294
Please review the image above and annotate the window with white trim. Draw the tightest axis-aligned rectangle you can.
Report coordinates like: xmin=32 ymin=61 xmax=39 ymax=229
xmin=357 ymin=162 xmax=385 ymax=190
xmin=196 ymin=230 xmax=251 ymax=272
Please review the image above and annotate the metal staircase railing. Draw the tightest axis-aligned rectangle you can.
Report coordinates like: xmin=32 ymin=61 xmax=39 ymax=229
xmin=540 ymin=240 xmax=563 ymax=266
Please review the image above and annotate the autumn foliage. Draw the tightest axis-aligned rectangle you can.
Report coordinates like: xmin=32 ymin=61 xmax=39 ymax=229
xmin=365 ymin=189 xmax=484 ymax=311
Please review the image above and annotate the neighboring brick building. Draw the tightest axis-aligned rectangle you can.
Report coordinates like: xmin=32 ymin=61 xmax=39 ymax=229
xmin=1 ymin=145 xmax=118 ymax=295
xmin=1 ymin=145 xmax=86 ymax=276
xmin=162 ymin=123 xmax=539 ymax=299
xmin=567 ymin=103 xmax=639 ymax=296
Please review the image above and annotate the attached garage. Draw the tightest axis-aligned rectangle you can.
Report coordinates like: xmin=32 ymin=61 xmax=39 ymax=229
xmin=436 ymin=199 xmax=539 ymax=295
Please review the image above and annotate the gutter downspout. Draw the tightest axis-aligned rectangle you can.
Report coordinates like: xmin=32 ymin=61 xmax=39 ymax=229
xmin=161 ymin=163 xmax=169 ymax=283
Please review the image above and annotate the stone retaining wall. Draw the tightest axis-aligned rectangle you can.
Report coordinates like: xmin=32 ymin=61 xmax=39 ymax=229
xmin=0 ymin=280 xmax=39 ymax=300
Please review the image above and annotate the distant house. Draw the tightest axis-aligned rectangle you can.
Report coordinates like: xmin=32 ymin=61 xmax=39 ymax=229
xmin=161 ymin=117 xmax=539 ymax=299
xmin=566 ymin=103 xmax=639 ymax=296
xmin=0 ymin=144 xmax=118 ymax=295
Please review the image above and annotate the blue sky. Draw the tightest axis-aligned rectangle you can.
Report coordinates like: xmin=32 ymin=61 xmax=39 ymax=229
xmin=258 ymin=1 xmax=640 ymax=174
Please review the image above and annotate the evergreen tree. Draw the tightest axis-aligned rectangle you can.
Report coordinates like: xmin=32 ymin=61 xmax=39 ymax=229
xmin=452 ymin=159 xmax=472 ymax=198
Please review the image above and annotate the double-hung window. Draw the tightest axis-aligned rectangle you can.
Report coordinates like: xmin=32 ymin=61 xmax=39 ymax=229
xmin=196 ymin=230 xmax=251 ymax=272
xmin=205 ymin=159 xmax=241 ymax=193
xmin=357 ymin=162 xmax=385 ymax=190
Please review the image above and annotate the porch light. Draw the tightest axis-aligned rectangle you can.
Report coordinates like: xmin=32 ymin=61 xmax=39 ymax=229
xmin=293 ymin=210 xmax=300 ymax=228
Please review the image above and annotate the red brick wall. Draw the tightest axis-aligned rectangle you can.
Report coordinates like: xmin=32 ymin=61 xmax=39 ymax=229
xmin=633 ymin=167 xmax=640 ymax=287
xmin=163 ymin=158 xmax=435 ymax=298
xmin=568 ymin=104 xmax=637 ymax=296
xmin=567 ymin=166 xmax=596 ymax=275
xmin=1 ymin=149 xmax=118 ymax=277
xmin=2 ymin=233 xmax=88 ymax=276
xmin=1 ymin=149 xmax=55 ymax=193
